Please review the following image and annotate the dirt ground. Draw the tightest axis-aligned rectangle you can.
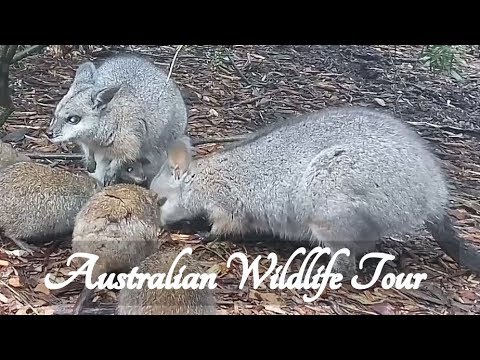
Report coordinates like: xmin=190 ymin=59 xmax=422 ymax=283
xmin=1 ymin=45 xmax=479 ymax=315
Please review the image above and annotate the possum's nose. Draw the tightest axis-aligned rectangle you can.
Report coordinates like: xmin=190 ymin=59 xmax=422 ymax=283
xmin=46 ymin=128 xmax=53 ymax=138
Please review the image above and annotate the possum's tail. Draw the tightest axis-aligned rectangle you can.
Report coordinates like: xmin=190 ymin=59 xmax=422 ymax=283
xmin=426 ymin=213 xmax=480 ymax=276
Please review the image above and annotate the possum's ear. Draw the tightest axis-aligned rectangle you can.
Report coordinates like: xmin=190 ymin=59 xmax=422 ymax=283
xmin=167 ymin=136 xmax=192 ymax=180
xmin=91 ymin=85 xmax=121 ymax=110
xmin=73 ymin=62 xmax=97 ymax=85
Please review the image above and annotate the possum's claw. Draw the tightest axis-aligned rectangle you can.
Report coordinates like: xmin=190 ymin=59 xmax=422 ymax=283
xmin=103 ymin=170 xmax=118 ymax=187
xmin=10 ymin=238 xmax=40 ymax=256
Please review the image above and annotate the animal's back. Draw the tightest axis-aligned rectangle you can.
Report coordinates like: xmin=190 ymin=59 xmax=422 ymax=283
xmin=94 ymin=54 xmax=188 ymax=152
xmin=116 ymin=249 xmax=217 ymax=315
xmin=0 ymin=162 xmax=100 ymax=241
xmin=203 ymin=106 xmax=448 ymax=235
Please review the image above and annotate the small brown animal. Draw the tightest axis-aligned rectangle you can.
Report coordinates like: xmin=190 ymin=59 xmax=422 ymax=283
xmin=116 ymin=248 xmax=217 ymax=315
xmin=71 ymin=183 xmax=165 ymax=315
xmin=0 ymin=141 xmax=31 ymax=169
xmin=0 ymin=162 xmax=101 ymax=254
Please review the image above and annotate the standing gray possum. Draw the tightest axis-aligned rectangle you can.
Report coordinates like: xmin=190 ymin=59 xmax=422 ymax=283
xmin=47 ymin=53 xmax=188 ymax=186
xmin=0 ymin=162 xmax=101 ymax=254
xmin=0 ymin=141 xmax=31 ymax=168
xmin=116 ymin=248 xmax=217 ymax=315
xmin=150 ymin=106 xmax=480 ymax=279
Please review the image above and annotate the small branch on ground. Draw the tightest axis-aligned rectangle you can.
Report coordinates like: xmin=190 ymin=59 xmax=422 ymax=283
xmin=191 ymin=135 xmax=248 ymax=146
xmin=24 ymin=152 xmax=84 ymax=160
xmin=406 ymin=121 xmax=480 ymax=138
xmin=227 ymin=52 xmax=251 ymax=85
xmin=159 ymin=45 xmax=184 ymax=97
xmin=11 ymin=45 xmax=47 ymax=64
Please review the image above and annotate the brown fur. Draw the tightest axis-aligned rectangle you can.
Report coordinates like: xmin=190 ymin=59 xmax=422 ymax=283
xmin=71 ymin=184 xmax=165 ymax=314
xmin=116 ymin=249 xmax=217 ymax=315
xmin=0 ymin=162 xmax=101 ymax=253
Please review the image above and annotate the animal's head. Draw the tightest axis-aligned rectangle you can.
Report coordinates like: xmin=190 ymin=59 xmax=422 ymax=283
xmin=150 ymin=136 xmax=196 ymax=225
xmin=118 ymin=159 xmax=149 ymax=186
xmin=47 ymin=61 xmax=121 ymax=144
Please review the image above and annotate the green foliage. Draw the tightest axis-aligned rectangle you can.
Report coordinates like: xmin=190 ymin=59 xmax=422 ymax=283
xmin=419 ymin=45 xmax=469 ymax=81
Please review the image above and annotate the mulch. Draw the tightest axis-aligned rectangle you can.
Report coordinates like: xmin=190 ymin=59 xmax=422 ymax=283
xmin=0 ymin=45 xmax=479 ymax=315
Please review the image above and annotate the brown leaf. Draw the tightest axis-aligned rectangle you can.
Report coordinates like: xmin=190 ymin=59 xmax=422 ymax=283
xmin=264 ymin=305 xmax=287 ymax=314
xmin=8 ymin=276 xmax=23 ymax=288
xmin=374 ymin=98 xmax=386 ymax=107
xmin=370 ymin=302 xmax=396 ymax=315
xmin=450 ymin=209 xmax=468 ymax=220
xmin=458 ymin=290 xmax=478 ymax=302
xmin=249 ymin=290 xmax=284 ymax=305
xmin=0 ymin=259 xmax=10 ymax=267
xmin=34 ymin=282 xmax=50 ymax=296
xmin=0 ymin=293 xmax=10 ymax=304
xmin=206 ymin=263 xmax=224 ymax=275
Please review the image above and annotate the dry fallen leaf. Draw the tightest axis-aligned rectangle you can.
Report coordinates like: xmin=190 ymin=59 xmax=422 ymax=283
xmin=0 ymin=293 xmax=10 ymax=304
xmin=374 ymin=98 xmax=386 ymax=107
xmin=34 ymin=282 xmax=50 ymax=296
xmin=458 ymin=290 xmax=478 ymax=302
xmin=249 ymin=290 xmax=284 ymax=305
xmin=264 ymin=305 xmax=287 ymax=314
xmin=15 ymin=306 xmax=32 ymax=315
xmin=206 ymin=263 xmax=224 ymax=275
xmin=0 ymin=260 xmax=10 ymax=267
xmin=370 ymin=302 xmax=396 ymax=315
xmin=8 ymin=276 xmax=22 ymax=288
xmin=450 ymin=209 xmax=468 ymax=221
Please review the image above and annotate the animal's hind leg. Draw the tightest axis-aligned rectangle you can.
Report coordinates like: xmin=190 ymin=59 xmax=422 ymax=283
xmin=309 ymin=213 xmax=380 ymax=281
xmin=309 ymin=223 xmax=357 ymax=280
xmin=5 ymin=236 xmax=40 ymax=256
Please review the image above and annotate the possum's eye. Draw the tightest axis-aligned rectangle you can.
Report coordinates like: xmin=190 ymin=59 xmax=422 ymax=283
xmin=67 ymin=115 xmax=81 ymax=125
xmin=127 ymin=167 xmax=133 ymax=173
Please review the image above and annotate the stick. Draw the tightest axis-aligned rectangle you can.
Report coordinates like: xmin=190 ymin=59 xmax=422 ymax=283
xmin=159 ymin=45 xmax=184 ymax=97
xmin=0 ymin=279 xmax=40 ymax=315
xmin=11 ymin=45 xmax=47 ymax=64
xmin=227 ymin=53 xmax=251 ymax=85
xmin=406 ymin=121 xmax=480 ymax=138
xmin=191 ymin=135 xmax=248 ymax=146
xmin=24 ymin=152 xmax=84 ymax=160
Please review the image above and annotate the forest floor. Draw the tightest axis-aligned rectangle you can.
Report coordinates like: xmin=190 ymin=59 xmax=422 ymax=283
xmin=1 ymin=45 xmax=479 ymax=315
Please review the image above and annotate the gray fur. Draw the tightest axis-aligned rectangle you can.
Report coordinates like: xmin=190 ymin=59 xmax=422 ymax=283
xmin=116 ymin=249 xmax=217 ymax=315
xmin=49 ymin=53 xmax=188 ymax=186
xmin=0 ymin=141 xmax=31 ymax=168
xmin=150 ymin=106 xmax=480 ymax=278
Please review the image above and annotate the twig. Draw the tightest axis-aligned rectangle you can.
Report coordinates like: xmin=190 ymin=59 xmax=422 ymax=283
xmin=406 ymin=121 xmax=480 ymax=138
xmin=5 ymin=45 xmax=18 ymax=63
xmin=227 ymin=53 xmax=251 ymax=85
xmin=11 ymin=45 xmax=47 ymax=64
xmin=191 ymin=135 xmax=248 ymax=146
xmin=159 ymin=45 xmax=184 ymax=97
xmin=24 ymin=152 xmax=84 ymax=160
xmin=0 ymin=279 xmax=39 ymax=315
xmin=233 ymin=89 xmax=282 ymax=107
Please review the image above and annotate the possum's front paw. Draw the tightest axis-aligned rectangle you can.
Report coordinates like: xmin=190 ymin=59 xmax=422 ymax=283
xmin=103 ymin=168 xmax=119 ymax=186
